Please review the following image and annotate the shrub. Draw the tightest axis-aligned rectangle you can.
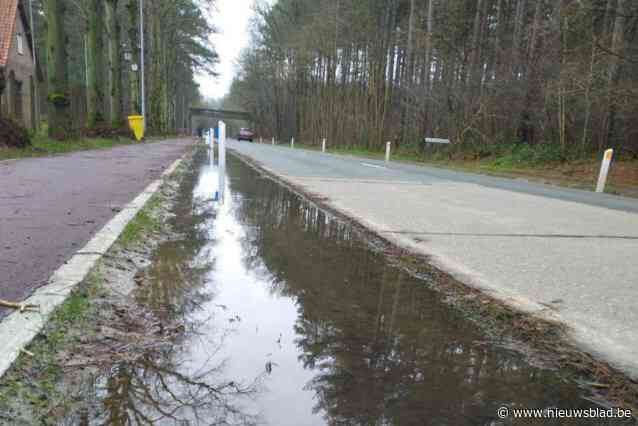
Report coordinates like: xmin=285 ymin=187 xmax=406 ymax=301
xmin=511 ymin=144 xmax=536 ymax=163
xmin=80 ymin=125 xmax=134 ymax=139
xmin=488 ymin=143 xmax=568 ymax=168
xmin=0 ymin=118 xmax=31 ymax=148
xmin=534 ymin=143 xmax=565 ymax=163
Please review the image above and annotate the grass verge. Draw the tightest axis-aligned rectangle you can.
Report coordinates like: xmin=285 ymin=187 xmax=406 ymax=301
xmin=0 ymin=134 xmax=164 ymax=161
xmin=0 ymin=271 xmax=102 ymax=422
xmin=292 ymin=142 xmax=638 ymax=197
xmin=119 ymin=195 xmax=163 ymax=246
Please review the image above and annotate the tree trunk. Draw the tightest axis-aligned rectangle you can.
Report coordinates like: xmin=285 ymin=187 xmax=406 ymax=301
xmin=86 ymin=0 xmax=99 ymax=128
xmin=527 ymin=0 xmax=543 ymax=66
xmin=520 ymin=0 xmax=544 ymax=146
xmin=421 ymin=0 xmax=434 ymax=136
xmin=582 ymin=35 xmax=596 ymax=152
xmin=399 ymin=0 xmax=417 ymax=144
xmin=467 ymin=0 xmax=483 ymax=87
xmin=493 ymin=0 xmax=504 ymax=80
xmin=149 ymin=3 xmax=162 ymax=132
xmin=127 ymin=0 xmax=140 ymax=115
xmin=512 ymin=0 xmax=527 ymax=79
xmin=45 ymin=0 xmax=70 ymax=139
xmin=603 ymin=0 xmax=627 ymax=148
xmin=603 ymin=0 xmax=616 ymax=36
xmin=423 ymin=0 xmax=434 ymax=88
xmin=405 ymin=0 xmax=416 ymax=86
xmin=105 ymin=0 xmax=122 ymax=126
xmin=558 ymin=0 xmax=567 ymax=150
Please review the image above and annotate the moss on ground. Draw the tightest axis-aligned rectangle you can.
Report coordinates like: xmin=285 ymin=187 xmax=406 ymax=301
xmin=119 ymin=196 xmax=163 ymax=246
xmin=0 ymin=271 xmax=102 ymax=423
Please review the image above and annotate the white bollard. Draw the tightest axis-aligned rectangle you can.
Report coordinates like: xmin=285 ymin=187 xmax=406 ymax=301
xmin=322 ymin=138 xmax=326 ymax=153
xmin=218 ymin=121 xmax=227 ymax=203
xmin=596 ymin=149 xmax=614 ymax=193
xmin=291 ymin=137 xmax=295 ymax=148
xmin=272 ymin=137 xmax=275 ymax=145
xmin=219 ymin=122 xmax=226 ymax=171
xmin=385 ymin=141 xmax=391 ymax=162
xmin=260 ymin=137 xmax=263 ymax=144
xmin=214 ymin=129 xmax=215 ymax=167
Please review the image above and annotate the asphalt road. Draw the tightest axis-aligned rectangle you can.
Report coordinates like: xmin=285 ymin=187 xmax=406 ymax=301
xmin=0 ymin=139 xmax=192 ymax=317
xmin=228 ymin=140 xmax=638 ymax=379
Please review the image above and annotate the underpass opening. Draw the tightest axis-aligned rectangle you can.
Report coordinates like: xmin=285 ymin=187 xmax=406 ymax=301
xmin=189 ymin=107 xmax=252 ymax=138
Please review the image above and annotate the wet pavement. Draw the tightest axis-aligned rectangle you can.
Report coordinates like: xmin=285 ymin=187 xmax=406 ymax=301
xmin=67 ymin=149 xmax=634 ymax=425
xmin=0 ymin=139 xmax=191 ymax=317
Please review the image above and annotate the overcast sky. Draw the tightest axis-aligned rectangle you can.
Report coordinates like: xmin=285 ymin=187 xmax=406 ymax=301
xmin=195 ymin=0 xmax=259 ymax=101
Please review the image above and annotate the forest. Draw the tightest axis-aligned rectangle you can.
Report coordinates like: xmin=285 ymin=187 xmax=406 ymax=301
xmin=227 ymin=0 xmax=638 ymax=160
xmin=2 ymin=0 xmax=217 ymax=140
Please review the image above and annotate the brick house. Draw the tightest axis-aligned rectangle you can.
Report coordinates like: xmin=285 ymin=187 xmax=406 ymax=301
xmin=0 ymin=0 xmax=39 ymax=130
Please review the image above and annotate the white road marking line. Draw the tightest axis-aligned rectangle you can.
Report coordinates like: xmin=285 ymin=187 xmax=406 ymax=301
xmin=360 ymin=162 xmax=387 ymax=170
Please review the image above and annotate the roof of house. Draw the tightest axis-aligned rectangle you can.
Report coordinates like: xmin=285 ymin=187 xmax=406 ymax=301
xmin=0 ymin=0 xmax=19 ymax=67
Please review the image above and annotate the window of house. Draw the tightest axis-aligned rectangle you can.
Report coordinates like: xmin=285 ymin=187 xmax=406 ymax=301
xmin=16 ymin=33 xmax=24 ymax=55
xmin=14 ymin=81 xmax=23 ymax=121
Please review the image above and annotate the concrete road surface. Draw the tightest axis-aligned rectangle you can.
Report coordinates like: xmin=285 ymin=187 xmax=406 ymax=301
xmin=0 ymin=139 xmax=192 ymax=318
xmin=228 ymin=139 xmax=638 ymax=379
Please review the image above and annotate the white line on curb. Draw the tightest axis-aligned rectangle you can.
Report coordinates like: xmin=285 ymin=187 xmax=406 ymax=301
xmin=0 ymin=157 xmax=184 ymax=378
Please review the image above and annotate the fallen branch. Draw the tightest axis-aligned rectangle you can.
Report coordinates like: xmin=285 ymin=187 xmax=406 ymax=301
xmin=0 ymin=299 xmax=40 ymax=313
xmin=20 ymin=348 xmax=35 ymax=357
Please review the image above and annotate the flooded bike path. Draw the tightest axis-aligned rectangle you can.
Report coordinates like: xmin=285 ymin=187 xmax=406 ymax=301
xmin=139 ymin=150 xmax=627 ymax=425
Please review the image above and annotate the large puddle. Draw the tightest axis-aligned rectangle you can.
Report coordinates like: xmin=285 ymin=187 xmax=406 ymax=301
xmin=97 ymin=150 xmax=629 ymax=425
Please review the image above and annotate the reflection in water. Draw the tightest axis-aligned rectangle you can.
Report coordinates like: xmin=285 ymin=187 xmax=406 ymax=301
xmin=65 ymin=154 xmax=259 ymax=426
xmin=99 ymin=353 xmax=254 ymax=425
xmin=216 ymin=156 xmax=623 ymax=426
xmin=87 ymin=151 xmax=627 ymax=425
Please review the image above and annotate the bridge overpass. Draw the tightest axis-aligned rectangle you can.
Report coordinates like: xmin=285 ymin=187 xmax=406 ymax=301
xmin=189 ymin=107 xmax=252 ymax=135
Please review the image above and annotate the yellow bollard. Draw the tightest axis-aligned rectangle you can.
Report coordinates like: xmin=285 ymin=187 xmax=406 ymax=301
xmin=127 ymin=115 xmax=145 ymax=141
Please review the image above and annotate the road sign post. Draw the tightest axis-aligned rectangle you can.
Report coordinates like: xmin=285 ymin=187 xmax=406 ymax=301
xmin=423 ymin=137 xmax=450 ymax=158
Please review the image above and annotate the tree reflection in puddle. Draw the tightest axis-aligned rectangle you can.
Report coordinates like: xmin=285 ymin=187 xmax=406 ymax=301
xmin=219 ymin=155 xmax=632 ymax=425
xmin=58 ymin=153 xmax=261 ymax=426
xmin=67 ymin=151 xmax=631 ymax=426
xmin=96 ymin=352 xmax=257 ymax=425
